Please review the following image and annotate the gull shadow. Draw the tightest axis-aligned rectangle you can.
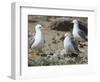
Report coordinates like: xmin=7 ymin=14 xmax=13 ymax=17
xmin=7 ymin=76 xmax=14 ymax=80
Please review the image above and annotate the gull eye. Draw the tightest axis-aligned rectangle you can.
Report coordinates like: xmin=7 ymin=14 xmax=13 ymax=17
xmin=40 ymin=26 xmax=42 ymax=28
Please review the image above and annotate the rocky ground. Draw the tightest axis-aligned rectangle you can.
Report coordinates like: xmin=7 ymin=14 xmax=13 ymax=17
xmin=28 ymin=15 xmax=88 ymax=66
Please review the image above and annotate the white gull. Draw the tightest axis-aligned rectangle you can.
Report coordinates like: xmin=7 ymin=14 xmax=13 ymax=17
xmin=72 ymin=19 xmax=87 ymax=41
xmin=31 ymin=24 xmax=45 ymax=50
xmin=64 ymin=32 xmax=79 ymax=54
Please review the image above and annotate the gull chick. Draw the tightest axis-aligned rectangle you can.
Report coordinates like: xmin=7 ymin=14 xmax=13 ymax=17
xmin=72 ymin=19 xmax=87 ymax=41
xmin=31 ymin=24 xmax=45 ymax=50
xmin=64 ymin=32 xmax=79 ymax=54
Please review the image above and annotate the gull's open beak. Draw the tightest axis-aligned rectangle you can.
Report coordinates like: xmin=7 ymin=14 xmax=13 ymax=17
xmin=41 ymin=26 xmax=47 ymax=31
xmin=41 ymin=26 xmax=47 ymax=30
xmin=44 ymin=28 xmax=48 ymax=31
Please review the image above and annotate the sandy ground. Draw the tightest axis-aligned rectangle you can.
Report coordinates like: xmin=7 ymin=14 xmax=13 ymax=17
xmin=28 ymin=16 xmax=88 ymax=66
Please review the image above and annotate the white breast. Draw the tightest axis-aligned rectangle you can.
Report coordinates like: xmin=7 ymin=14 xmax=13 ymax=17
xmin=31 ymin=30 xmax=45 ymax=49
xmin=72 ymin=23 xmax=80 ymax=39
xmin=64 ymin=37 xmax=73 ymax=51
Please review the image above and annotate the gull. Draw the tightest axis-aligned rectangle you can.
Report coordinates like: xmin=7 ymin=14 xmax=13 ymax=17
xmin=31 ymin=24 xmax=45 ymax=51
xmin=72 ymin=19 xmax=87 ymax=42
xmin=64 ymin=32 xmax=79 ymax=54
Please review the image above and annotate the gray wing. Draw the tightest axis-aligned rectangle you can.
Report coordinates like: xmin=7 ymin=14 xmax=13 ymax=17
xmin=78 ymin=30 xmax=87 ymax=41
xmin=28 ymin=33 xmax=35 ymax=48
xmin=71 ymin=38 xmax=79 ymax=53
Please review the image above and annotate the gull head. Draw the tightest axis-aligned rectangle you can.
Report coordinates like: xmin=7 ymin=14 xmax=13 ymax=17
xmin=35 ymin=24 xmax=44 ymax=31
xmin=72 ymin=19 xmax=78 ymax=24
xmin=64 ymin=32 xmax=72 ymax=38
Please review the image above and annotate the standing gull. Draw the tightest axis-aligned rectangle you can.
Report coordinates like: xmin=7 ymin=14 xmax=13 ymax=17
xmin=72 ymin=19 xmax=87 ymax=42
xmin=31 ymin=24 xmax=45 ymax=51
xmin=64 ymin=32 xmax=79 ymax=54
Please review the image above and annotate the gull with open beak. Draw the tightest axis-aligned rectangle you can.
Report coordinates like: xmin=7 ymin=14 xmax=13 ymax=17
xmin=31 ymin=24 xmax=45 ymax=51
xmin=64 ymin=32 xmax=79 ymax=54
xmin=72 ymin=19 xmax=87 ymax=42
